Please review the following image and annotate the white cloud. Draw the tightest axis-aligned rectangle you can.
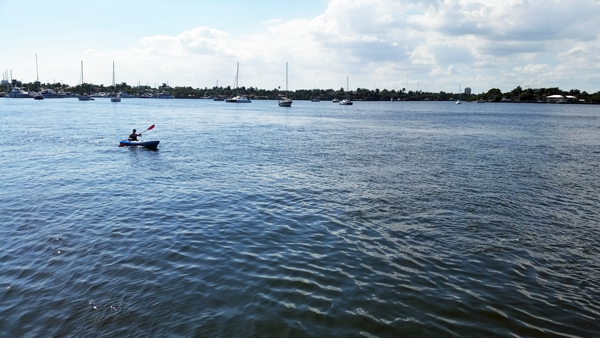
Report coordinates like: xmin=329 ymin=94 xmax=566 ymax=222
xmin=5 ymin=0 xmax=600 ymax=93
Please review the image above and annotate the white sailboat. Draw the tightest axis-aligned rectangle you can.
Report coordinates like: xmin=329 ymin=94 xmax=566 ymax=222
xmin=278 ymin=62 xmax=292 ymax=107
xmin=213 ymin=79 xmax=224 ymax=101
xmin=456 ymin=85 xmax=461 ymax=104
xmin=33 ymin=54 xmax=44 ymax=100
xmin=226 ymin=62 xmax=251 ymax=103
xmin=78 ymin=61 xmax=94 ymax=101
xmin=111 ymin=61 xmax=121 ymax=102
xmin=340 ymin=76 xmax=353 ymax=105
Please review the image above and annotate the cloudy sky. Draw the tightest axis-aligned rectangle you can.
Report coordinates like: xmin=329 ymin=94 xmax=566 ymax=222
xmin=2 ymin=0 xmax=599 ymax=94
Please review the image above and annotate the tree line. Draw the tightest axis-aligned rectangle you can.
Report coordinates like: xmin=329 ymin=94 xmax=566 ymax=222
xmin=4 ymin=79 xmax=600 ymax=103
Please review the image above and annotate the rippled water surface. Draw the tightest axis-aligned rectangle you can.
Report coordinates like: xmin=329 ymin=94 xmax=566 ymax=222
xmin=1 ymin=98 xmax=599 ymax=337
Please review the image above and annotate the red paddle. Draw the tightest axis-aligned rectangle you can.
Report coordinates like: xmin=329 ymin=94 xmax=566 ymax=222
xmin=119 ymin=124 xmax=155 ymax=147
xmin=142 ymin=124 xmax=155 ymax=133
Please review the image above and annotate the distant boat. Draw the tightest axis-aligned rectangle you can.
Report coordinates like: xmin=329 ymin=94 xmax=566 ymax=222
xmin=78 ymin=61 xmax=94 ymax=101
xmin=41 ymin=89 xmax=66 ymax=99
xmin=156 ymin=92 xmax=174 ymax=99
xmin=332 ymin=98 xmax=339 ymax=103
xmin=33 ymin=54 xmax=44 ymax=100
xmin=456 ymin=85 xmax=461 ymax=104
xmin=339 ymin=76 xmax=353 ymax=105
xmin=226 ymin=62 xmax=251 ymax=103
xmin=111 ymin=61 xmax=121 ymax=102
xmin=226 ymin=95 xmax=251 ymax=103
xmin=9 ymin=87 xmax=29 ymax=98
xmin=311 ymin=88 xmax=320 ymax=102
xmin=213 ymin=80 xmax=224 ymax=101
xmin=278 ymin=62 xmax=292 ymax=107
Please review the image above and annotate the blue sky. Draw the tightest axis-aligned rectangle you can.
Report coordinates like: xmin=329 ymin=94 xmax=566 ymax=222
xmin=2 ymin=0 xmax=599 ymax=94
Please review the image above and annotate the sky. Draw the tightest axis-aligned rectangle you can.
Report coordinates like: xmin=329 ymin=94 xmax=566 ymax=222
xmin=2 ymin=0 xmax=599 ymax=94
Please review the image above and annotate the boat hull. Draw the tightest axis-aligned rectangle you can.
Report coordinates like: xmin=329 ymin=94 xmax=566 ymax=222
xmin=9 ymin=92 xmax=29 ymax=98
xmin=278 ymin=99 xmax=292 ymax=107
xmin=119 ymin=140 xmax=160 ymax=149
xmin=226 ymin=96 xmax=251 ymax=103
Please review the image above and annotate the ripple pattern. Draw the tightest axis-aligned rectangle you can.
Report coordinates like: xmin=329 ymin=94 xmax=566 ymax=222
xmin=1 ymin=99 xmax=599 ymax=337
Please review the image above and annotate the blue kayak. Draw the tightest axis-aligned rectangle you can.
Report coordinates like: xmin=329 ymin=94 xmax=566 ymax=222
xmin=119 ymin=140 xmax=160 ymax=149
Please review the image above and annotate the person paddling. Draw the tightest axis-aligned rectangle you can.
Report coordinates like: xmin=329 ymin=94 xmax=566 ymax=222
xmin=129 ymin=129 xmax=142 ymax=141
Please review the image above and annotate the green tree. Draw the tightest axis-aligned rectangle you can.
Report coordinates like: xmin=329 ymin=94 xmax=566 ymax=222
xmin=484 ymin=88 xmax=502 ymax=102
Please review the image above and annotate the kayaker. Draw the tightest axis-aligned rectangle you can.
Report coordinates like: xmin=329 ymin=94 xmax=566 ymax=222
xmin=128 ymin=129 xmax=142 ymax=141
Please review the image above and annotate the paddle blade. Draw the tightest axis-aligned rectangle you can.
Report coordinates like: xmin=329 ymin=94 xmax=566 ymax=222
xmin=147 ymin=124 xmax=155 ymax=131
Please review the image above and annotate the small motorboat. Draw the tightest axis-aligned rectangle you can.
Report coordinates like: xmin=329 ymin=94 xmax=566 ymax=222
xmin=119 ymin=140 xmax=160 ymax=149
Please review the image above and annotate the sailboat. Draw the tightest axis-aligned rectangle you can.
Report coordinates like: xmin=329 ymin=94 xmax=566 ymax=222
xmin=278 ymin=62 xmax=292 ymax=107
xmin=455 ymin=85 xmax=461 ymax=104
xmin=78 ymin=61 xmax=94 ymax=101
xmin=111 ymin=61 xmax=121 ymax=102
xmin=226 ymin=62 xmax=251 ymax=103
xmin=33 ymin=54 xmax=44 ymax=100
xmin=339 ymin=76 xmax=353 ymax=105
xmin=311 ymin=88 xmax=320 ymax=102
xmin=213 ymin=79 xmax=224 ymax=101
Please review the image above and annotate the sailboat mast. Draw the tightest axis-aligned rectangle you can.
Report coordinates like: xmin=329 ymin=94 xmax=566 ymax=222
xmin=285 ymin=62 xmax=288 ymax=95
xmin=235 ymin=62 xmax=239 ymax=96
xmin=35 ymin=54 xmax=40 ymax=91
xmin=35 ymin=55 xmax=39 ymax=83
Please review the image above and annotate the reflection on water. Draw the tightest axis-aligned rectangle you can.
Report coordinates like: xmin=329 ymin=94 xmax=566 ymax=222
xmin=1 ymin=99 xmax=599 ymax=337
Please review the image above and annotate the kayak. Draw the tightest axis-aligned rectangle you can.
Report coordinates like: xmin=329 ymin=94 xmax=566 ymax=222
xmin=119 ymin=140 xmax=160 ymax=149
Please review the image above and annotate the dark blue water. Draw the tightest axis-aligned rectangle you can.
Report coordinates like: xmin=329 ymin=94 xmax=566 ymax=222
xmin=1 ymin=98 xmax=599 ymax=337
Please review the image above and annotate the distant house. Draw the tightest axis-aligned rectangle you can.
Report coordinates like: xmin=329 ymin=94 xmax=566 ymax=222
xmin=565 ymin=95 xmax=578 ymax=103
xmin=547 ymin=95 xmax=578 ymax=103
xmin=547 ymin=95 xmax=565 ymax=103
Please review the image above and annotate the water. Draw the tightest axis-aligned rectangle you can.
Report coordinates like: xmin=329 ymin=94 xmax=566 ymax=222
xmin=1 ymin=98 xmax=599 ymax=337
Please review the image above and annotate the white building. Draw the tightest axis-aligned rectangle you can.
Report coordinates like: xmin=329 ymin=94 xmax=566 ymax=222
xmin=547 ymin=95 xmax=578 ymax=103
xmin=547 ymin=94 xmax=564 ymax=103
